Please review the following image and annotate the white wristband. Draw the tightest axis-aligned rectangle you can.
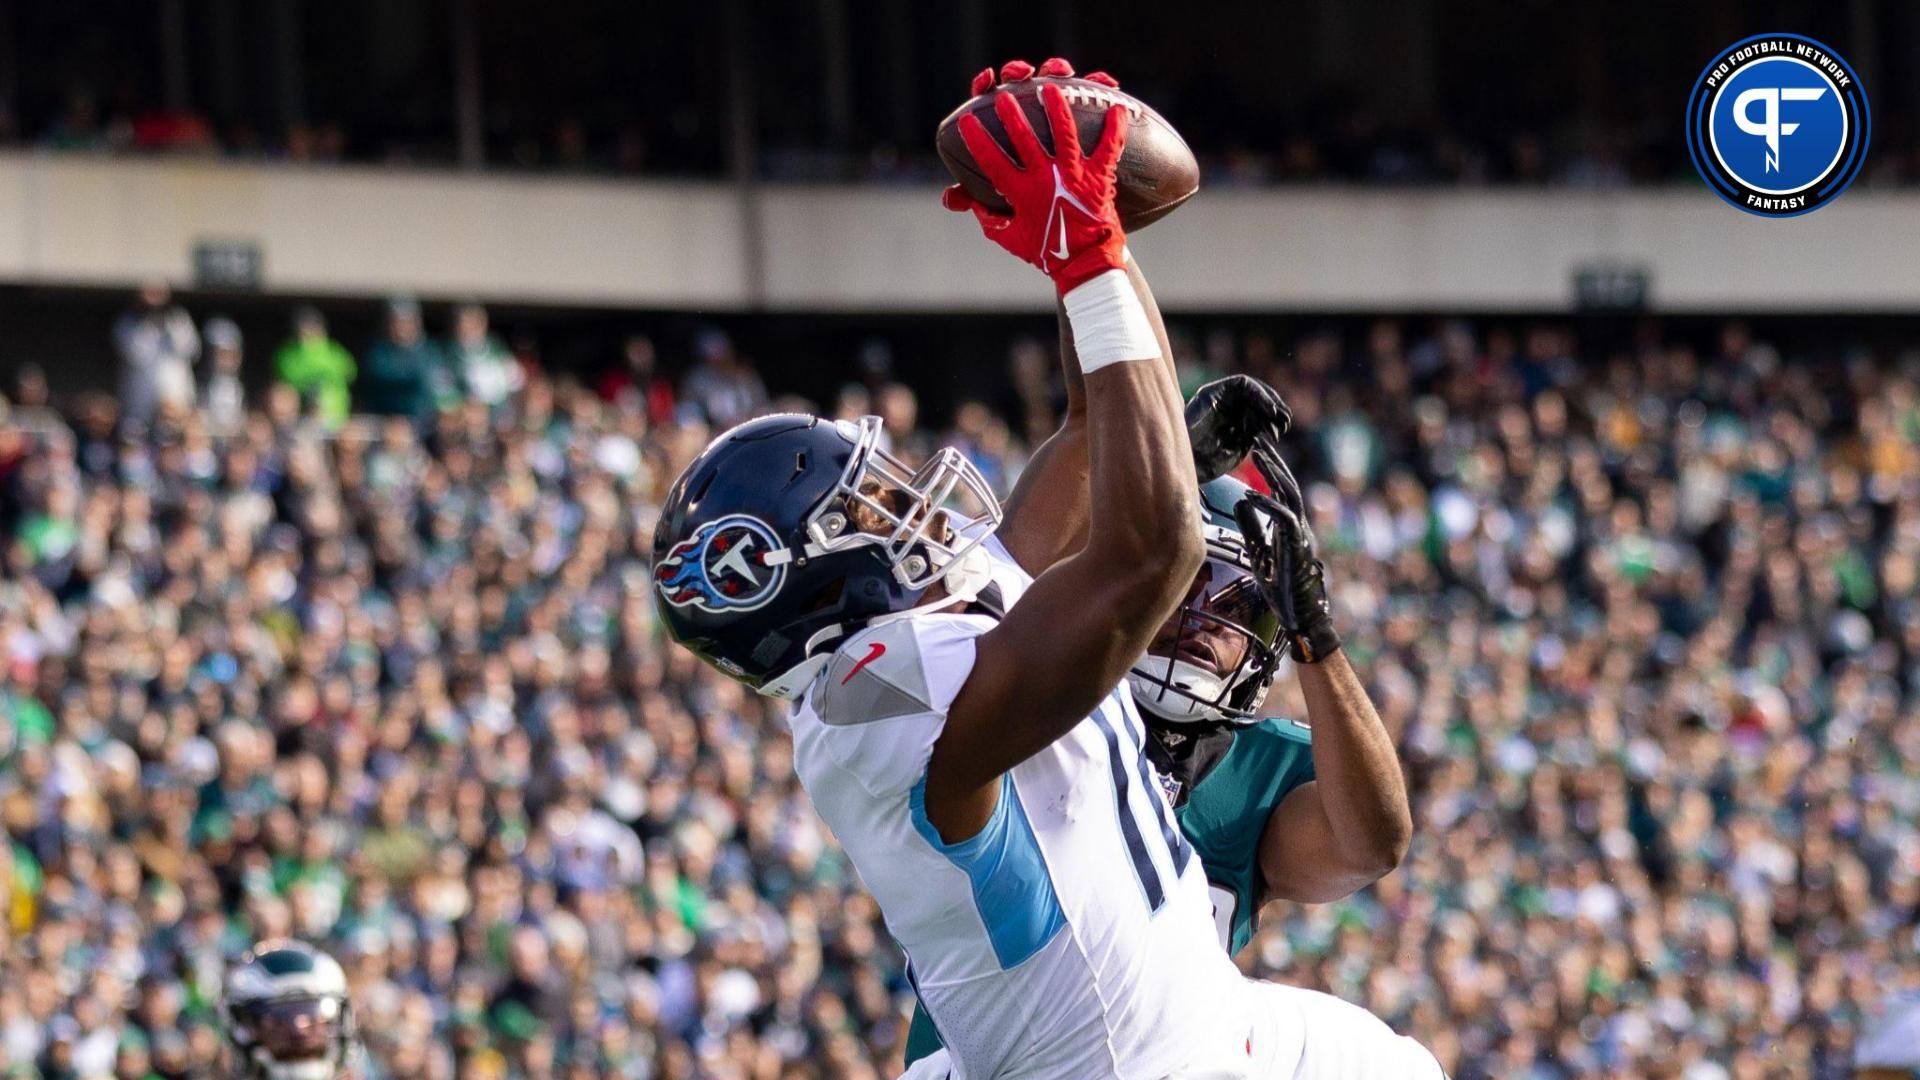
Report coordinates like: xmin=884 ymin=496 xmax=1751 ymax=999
xmin=1063 ymin=268 xmax=1159 ymax=374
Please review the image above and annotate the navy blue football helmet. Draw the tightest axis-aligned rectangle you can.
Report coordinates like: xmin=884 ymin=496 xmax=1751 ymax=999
xmin=652 ymin=413 xmax=1002 ymax=696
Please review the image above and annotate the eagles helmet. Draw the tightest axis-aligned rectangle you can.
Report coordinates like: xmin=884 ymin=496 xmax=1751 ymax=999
xmin=1128 ymin=475 xmax=1284 ymax=724
xmin=653 ymin=413 xmax=1001 ymax=697
xmin=221 ymin=940 xmax=356 ymax=1080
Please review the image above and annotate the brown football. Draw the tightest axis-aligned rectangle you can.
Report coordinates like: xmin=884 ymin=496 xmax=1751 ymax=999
xmin=936 ymin=77 xmax=1199 ymax=231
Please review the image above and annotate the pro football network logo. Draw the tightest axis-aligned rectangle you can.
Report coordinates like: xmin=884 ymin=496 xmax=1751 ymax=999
xmin=1687 ymin=33 xmax=1869 ymax=218
xmin=654 ymin=514 xmax=788 ymax=613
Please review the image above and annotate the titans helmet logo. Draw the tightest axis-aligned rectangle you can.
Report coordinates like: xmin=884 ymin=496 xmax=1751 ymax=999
xmin=655 ymin=514 xmax=789 ymax=613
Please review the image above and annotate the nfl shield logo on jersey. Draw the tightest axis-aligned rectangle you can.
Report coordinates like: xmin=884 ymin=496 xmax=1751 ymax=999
xmin=1156 ymin=767 xmax=1184 ymax=811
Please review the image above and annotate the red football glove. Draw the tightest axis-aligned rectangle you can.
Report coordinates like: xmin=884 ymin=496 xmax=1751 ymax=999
xmin=942 ymin=58 xmax=1129 ymax=296
xmin=961 ymin=57 xmax=1119 ymax=98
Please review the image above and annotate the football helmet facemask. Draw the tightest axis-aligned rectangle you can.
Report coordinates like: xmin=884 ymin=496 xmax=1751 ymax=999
xmin=1128 ymin=476 xmax=1284 ymax=724
xmin=222 ymin=940 xmax=356 ymax=1080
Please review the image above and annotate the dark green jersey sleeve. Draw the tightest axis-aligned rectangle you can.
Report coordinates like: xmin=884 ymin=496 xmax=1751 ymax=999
xmin=904 ymin=717 xmax=1316 ymax=1067
xmin=904 ymin=999 xmax=944 ymax=1067
xmin=1176 ymin=717 xmax=1315 ymax=956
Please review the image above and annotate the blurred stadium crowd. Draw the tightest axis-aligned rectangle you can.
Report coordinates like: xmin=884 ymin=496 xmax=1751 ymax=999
xmin=2 ymin=295 xmax=1918 ymax=1080
xmin=0 ymin=83 xmax=1699 ymax=188
xmin=9 ymin=1 xmax=1920 ymax=190
xmin=24 ymin=82 xmax=1920 ymax=191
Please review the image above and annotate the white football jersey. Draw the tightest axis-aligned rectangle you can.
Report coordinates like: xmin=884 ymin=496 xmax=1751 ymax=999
xmin=788 ymin=538 xmax=1249 ymax=1080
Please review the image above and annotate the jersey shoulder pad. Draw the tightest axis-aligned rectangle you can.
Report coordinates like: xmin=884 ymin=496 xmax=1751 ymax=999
xmin=1251 ymin=716 xmax=1313 ymax=747
xmin=811 ymin=614 xmax=985 ymax=726
xmin=1215 ymin=716 xmax=1315 ymax=790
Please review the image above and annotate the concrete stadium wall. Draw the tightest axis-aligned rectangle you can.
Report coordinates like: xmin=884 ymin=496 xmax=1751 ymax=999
xmin=2 ymin=152 xmax=1918 ymax=313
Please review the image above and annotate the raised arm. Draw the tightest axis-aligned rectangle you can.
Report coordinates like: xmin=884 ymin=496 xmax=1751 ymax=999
xmin=1235 ymin=444 xmax=1412 ymax=902
xmin=978 ymin=61 xmax=1174 ymax=576
xmin=992 ymin=299 xmax=1089 ymax=573
xmin=996 ymin=257 xmax=1177 ymax=575
xmin=923 ymin=81 xmax=1202 ymax=841
xmin=1259 ymin=652 xmax=1412 ymax=903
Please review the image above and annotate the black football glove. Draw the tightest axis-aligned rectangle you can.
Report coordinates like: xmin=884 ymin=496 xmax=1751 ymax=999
xmin=1186 ymin=375 xmax=1294 ymax=483
xmin=1233 ymin=439 xmax=1341 ymax=664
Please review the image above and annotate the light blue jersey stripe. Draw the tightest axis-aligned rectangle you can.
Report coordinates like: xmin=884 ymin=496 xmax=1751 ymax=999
xmin=909 ymin=773 xmax=1066 ymax=969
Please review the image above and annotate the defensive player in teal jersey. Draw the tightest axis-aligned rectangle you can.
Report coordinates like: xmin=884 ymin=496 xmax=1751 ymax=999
xmin=904 ymin=382 xmax=1414 ymax=1066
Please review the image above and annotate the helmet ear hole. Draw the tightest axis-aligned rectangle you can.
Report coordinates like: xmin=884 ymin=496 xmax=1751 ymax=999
xmin=803 ymin=579 xmax=846 ymax=613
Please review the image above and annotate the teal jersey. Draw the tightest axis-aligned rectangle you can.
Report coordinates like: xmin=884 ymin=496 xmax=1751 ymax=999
xmin=1176 ymin=717 xmax=1315 ymax=957
xmin=904 ymin=717 xmax=1315 ymax=1066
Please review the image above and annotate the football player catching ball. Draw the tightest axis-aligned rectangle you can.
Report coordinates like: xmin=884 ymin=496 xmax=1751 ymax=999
xmin=656 ymin=56 xmax=1443 ymax=1079
xmin=905 ymin=372 xmax=1421 ymax=1069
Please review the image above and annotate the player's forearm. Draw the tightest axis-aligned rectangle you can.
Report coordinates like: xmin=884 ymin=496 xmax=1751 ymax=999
xmin=1257 ymin=653 xmax=1411 ymax=901
xmin=1057 ymin=296 xmax=1088 ymax=420
xmin=991 ymin=305 xmax=1090 ymax=573
xmin=1028 ymin=253 xmax=1169 ymax=460
xmin=999 ymin=257 xmax=1175 ymax=574
xmin=928 ymin=272 xmax=1197 ymax=805
xmin=1123 ymin=255 xmax=1178 ymax=386
xmin=996 ymin=423 xmax=1089 ymax=574
xmin=1296 ymin=650 xmax=1412 ymax=878
xmin=1062 ymin=251 xmax=1171 ymax=402
xmin=1074 ymin=269 xmax=1202 ymax=601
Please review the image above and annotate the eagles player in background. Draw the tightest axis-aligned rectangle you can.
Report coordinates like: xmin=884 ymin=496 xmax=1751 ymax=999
xmin=905 ymin=382 xmax=1414 ymax=1063
xmin=1140 ymin=391 xmax=1412 ymax=954
xmin=221 ymin=940 xmax=360 ymax=1080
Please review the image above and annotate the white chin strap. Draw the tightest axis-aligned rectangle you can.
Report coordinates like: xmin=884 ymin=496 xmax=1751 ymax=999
xmin=933 ymin=541 xmax=993 ymax=606
xmin=868 ymin=541 xmax=994 ymax=628
xmin=1128 ymin=654 xmax=1232 ymax=724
